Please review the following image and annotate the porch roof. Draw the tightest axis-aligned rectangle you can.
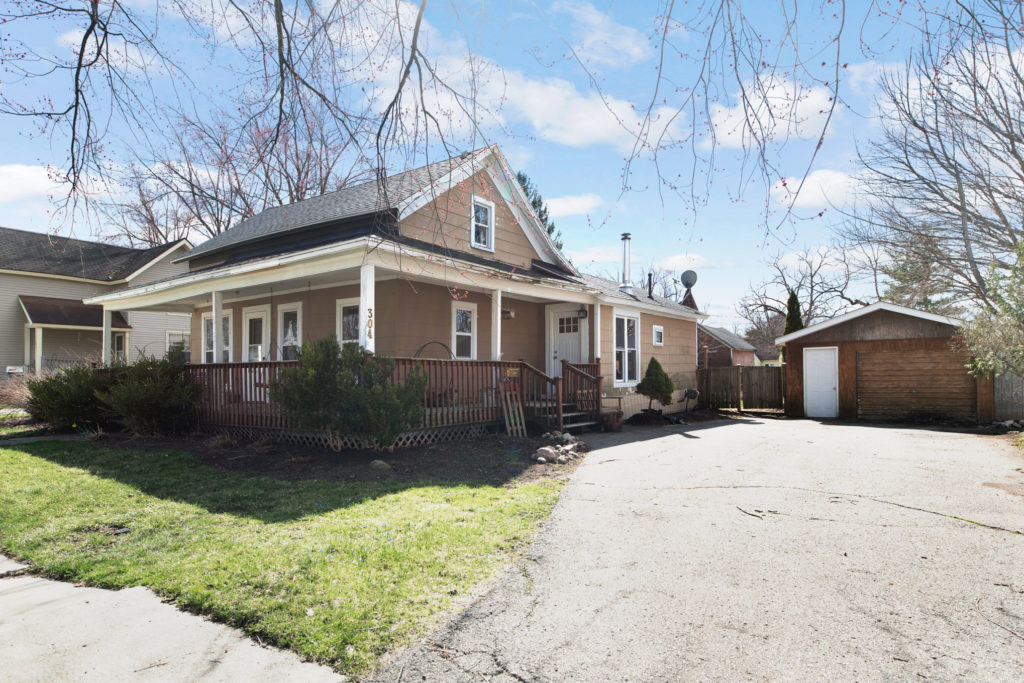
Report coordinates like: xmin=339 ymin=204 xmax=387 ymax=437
xmin=19 ymin=295 xmax=131 ymax=330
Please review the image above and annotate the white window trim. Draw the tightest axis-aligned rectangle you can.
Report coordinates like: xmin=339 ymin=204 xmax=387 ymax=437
xmin=451 ymin=300 xmax=478 ymax=360
xmin=469 ymin=195 xmax=496 ymax=253
xmin=652 ymin=324 xmax=665 ymax=347
xmin=336 ymin=297 xmax=360 ymax=345
xmin=201 ymin=310 xmax=233 ymax=364
xmin=165 ymin=330 xmax=192 ymax=360
xmin=613 ymin=310 xmax=641 ymax=387
xmin=276 ymin=302 xmax=303 ymax=360
xmin=241 ymin=304 xmax=271 ymax=362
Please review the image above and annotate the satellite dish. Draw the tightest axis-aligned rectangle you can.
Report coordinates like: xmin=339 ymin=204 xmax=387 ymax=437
xmin=680 ymin=270 xmax=698 ymax=289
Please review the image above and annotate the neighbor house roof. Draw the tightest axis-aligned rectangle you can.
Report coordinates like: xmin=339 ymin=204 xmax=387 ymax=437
xmin=775 ymin=301 xmax=962 ymax=345
xmin=0 ymin=226 xmax=186 ymax=282
xmin=699 ymin=324 xmax=756 ymax=351
xmin=19 ymin=295 xmax=131 ymax=329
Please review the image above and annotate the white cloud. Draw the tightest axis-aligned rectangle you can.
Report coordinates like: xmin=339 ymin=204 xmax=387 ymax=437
xmin=566 ymin=244 xmax=622 ymax=264
xmin=547 ymin=193 xmax=603 ymax=217
xmin=654 ymin=252 xmax=707 ymax=271
xmin=552 ymin=1 xmax=652 ymax=68
xmin=771 ymin=168 xmax=860 ymax=209
xmin=708 ymin=77 xmax=839 ymax=149
xmin=0 ymin=165 xmax=61 ymax=203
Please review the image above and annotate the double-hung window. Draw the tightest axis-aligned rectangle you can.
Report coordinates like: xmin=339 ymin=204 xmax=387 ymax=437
xmin=336 ymin=298 xmax=360 ymax=346
xmin=202 ymin=312 xmax=232 ymax=363
xmin=470 ymin=196 xmax=494 ymax=251
xmin=277 ymin=303 xmax=302 ymax=360
xmin=614 ymin=314 xmax=640 ymax=385
xmin=452 ymin=301 xmax=477 ymax=359
xmin=167 ymin=331 xmax=191 ymax=362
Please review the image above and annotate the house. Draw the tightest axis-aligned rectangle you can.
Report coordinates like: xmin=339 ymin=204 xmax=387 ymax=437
xmin=697 ymin=324 xmax=756 ymax=368
xmin=776 ymin=301 xmax=993 ymax=422
xmin=84 ymin=146 xmax=704 ymax=438
xmin=0 ymin=227 xmax=191 ymax=376
xmin=755 ymin=348 xmax=781 ymax=367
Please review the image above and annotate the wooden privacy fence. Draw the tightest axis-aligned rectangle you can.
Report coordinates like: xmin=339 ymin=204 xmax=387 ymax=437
xmin=698 ymin=366 xmax=784 ymax=410
xmin=994 ymin=372 xmax=1024 ymax=420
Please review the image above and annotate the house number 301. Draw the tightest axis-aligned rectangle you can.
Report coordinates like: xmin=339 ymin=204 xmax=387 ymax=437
xmin=366 ymin=308 xmax=373 ymax=339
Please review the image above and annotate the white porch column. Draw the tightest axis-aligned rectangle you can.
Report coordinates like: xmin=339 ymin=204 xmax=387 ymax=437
xmin=23 ymin=325 xmax=30 ymax=366
xmin=101 ymin=309 xmax=112 ymax=367
xmin=593 ymin=301 xmax=602 ymax=364
xmin=211 ymin=291 xmax=223 ymax=363
xmin=359 ymin=262 xmax=376 ymax=353
xmin=491 ymin=289 xmax=502 ymax=360
xmin=34 ymin=327 xmax=43 ymax=376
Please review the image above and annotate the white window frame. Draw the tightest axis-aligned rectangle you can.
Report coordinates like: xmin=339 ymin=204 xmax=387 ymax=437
xmin=165 ymin=330 xmax=192 ymax=362
xmin=241 ymin=304 xmax=271 ymax=362
xmin=652 ymin=324 xmax=665 ymax=347
xmin=276 ymin=302 xmax=303 ymax=360
xmin=451 ymin=300 xmax=478 ymax=360
xmin=469 ymin=195 xmax=495 ymax=253
xmin=201 ymin=310 xmax=233 ymax=364
xmin=336 ymin=297 xmax=361 ymax=345
xmin=613 ymin=311 xmax=641 ymax=387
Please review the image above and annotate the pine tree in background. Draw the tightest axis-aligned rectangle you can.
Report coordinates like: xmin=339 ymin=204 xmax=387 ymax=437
xmin=637 ymin=357 xmax=675 ymax=410
xmin=516 ymin=171 xmax=564 ymax=251
xmin=781 ymin=290 xmax=804 ymax=361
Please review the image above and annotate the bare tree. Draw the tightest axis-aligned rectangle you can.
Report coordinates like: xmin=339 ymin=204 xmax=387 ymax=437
xmin=838 ymin=0 xmax=1024 ymax=311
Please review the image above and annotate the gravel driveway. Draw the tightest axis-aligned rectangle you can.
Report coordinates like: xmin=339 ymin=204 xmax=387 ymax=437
xmin=372 ymin=418 xmax=1024 ymax=682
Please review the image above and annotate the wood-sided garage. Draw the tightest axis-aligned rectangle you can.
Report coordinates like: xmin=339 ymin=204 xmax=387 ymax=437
xmin=776 ymin=302 xmax=994 ymax=423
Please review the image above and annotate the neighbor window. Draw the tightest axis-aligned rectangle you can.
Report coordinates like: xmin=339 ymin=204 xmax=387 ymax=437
xmin=167 ymin=331 xmax=191 ymax=362
xmin=201 ymin=312 xmax=232 ymax=363
xmin=336 ymin=298 xmax=360 ymax=345
xmin=614 ymin=314 xmax=639 ymax=384
xmin=452 ymin=301 xmax=477 ymax=359
xmin=277 ymin=303 xmax=302 ymax=360
xmin=470 ymin=196 xmax=494 ymax=251
xmin=653 ymin=325 xmax=665 ymax=347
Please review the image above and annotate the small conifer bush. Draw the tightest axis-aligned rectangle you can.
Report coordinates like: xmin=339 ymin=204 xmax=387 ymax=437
xmin=637 ymin=357 xmax=675 ymax=409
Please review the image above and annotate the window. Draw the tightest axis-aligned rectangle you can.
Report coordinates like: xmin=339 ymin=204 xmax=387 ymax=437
xmin=614 ymin=314 xmax=640 ymax=385
xmin=112 ymin=333 xmax=127 ymax=363
xmin=277 ymin=303 xmax=302 ymax=360
xmin=451 ymin=301 xmax=477 ymax=359
xmin=201 ymin=311 xmax=232 ymax=363
xmin=336 ymin=298 xmax=360 ymax=345
xmin=470 ymin=196 xmax=494 ymax=251
xmin=167 ymin=331 xmax=191 ymax=363
xmin=653 ymin=325 xmax=664 ymax=347
xmin=558 ymin=316 xmax=579 ymax=334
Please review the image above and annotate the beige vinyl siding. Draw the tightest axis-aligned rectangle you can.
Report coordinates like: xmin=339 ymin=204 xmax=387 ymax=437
xmin=597 ymin=305 xmax=697 ymax=395
xmin=400 ymin=170 xmax=544 ymax=269
xmin=124 ymin=250 xmax=191 ymax=362
xmin=0 ymin=272 xmax=110 ymax=369
xmin=127 ymin=248 xmax=188 ymax=286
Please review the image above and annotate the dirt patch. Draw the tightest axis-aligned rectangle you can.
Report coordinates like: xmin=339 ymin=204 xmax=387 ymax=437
xmin=100 ymin=431 xmax=585 ymax=486
xmin=983 ymin=482 xmax=1024 ymax=498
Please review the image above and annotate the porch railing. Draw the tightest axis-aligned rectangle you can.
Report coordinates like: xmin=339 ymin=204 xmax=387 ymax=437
xmin=186 ymin=357 xmax=567 ymax=432
xmin=562 ymin=360 xmax=602 ymax=424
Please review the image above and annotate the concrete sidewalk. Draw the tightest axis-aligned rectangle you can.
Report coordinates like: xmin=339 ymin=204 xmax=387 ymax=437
xmin=0 ymin=557 xmax=342 ymax=682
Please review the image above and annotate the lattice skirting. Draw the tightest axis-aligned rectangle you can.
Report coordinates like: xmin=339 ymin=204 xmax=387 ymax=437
xmin=206 ymin=422 xmax=492 ymax=450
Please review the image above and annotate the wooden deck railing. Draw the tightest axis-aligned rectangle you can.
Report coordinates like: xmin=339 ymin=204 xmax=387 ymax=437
xmin=562 ymin=360 xmax=602 ymax=422
xmin=186 ymin=357 xmax=567 ymax=432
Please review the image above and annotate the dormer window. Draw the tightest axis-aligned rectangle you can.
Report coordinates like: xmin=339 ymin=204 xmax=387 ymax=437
xmin=471 ymin=196 xmax=494 ymax=252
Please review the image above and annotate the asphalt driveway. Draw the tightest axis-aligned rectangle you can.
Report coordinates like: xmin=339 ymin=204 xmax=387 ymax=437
xmin=372 ymin=418 xmax=1024 ymax=681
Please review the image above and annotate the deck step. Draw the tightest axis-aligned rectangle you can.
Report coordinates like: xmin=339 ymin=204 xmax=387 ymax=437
xmin=561 ymin=421 xmax=600 ymax=432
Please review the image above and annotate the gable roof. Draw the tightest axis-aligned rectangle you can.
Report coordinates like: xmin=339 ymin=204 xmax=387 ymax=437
xmin=580 ymin=274 xmax=702 ymax=316
xmin=0 ymin=226 xmax=185 ymax=283
xmin=181 ymin=145 xmax=576 ymax=274
xmin=775 ymin=301 xmax=962 ymax=345
xmin=699 ymin=324 xmax=756 ymax=351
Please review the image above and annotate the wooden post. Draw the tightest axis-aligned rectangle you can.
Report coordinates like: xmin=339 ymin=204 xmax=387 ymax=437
xmin=101 ymin=308 xmax=112 ymax=366
xmin=211 ymin=291 xmax=223 ymax=363
xmin=555 ymin=376 xmax=564 ymax=431
xmin=491 ymin=288 xmax=502 ymax=360
xmin=23 ymin=325 xmax=30 ymax=367
xmin=34 ymin=326 xmax=43 ymax=376
xmin=593 ymin=302 xmax=601 ymax=364
xmin=360 ymin=262 xmax=375 ymax=353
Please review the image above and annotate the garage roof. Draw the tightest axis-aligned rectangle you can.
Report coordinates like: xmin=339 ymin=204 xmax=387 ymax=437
xmin=775 ymin=302 xmax=961 ymax=345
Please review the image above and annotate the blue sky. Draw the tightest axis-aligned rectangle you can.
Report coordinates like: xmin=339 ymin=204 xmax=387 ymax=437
xmin=0 ymin=1 xmax=931 ymax=329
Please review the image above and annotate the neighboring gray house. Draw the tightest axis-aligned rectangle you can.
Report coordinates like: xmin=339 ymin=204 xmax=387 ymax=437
xmin=0 ymin=226 xmax=191 ymax=375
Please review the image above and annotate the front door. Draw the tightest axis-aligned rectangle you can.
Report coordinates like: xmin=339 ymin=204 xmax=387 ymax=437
xmin=242 ymin=309 xmax=270 ymax=362
xmin=804 ymin=347 xmax=838 ymax=418
xmin=552 ymin=312 xmax=582 ymax=377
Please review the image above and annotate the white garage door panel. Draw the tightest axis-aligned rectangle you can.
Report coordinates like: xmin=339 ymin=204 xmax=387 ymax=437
xmin=804 ymin=347 xmax=839 ymax=418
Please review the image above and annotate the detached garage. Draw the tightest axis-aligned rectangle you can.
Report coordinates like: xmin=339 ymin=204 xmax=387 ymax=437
xmin=776 ymin=302 xmax=994 ymax=423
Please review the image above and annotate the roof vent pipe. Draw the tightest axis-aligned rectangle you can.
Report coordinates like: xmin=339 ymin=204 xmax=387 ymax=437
xmin=648 ymin=272 xmax=654 ymax=299
xmin=619 ymin=233 xmax=631 ymax=291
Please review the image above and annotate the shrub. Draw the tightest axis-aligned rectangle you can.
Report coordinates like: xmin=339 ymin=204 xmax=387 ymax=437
xmin=26 ymin=365 xmax=118 ymax=431
xmin=269 ymin=336 xmax=426 ymax=450
xmin=0 ymin=375 xmax=32 ymax=410
xmin=637 ymin=357 xmax=675 ymax=409
xmin=96 ymin=349 xmax=199 ymax=435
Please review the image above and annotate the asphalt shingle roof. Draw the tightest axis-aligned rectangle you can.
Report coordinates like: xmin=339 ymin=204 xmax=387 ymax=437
xmin=19 ymin=295 xmax=131 ymax=329
xmin=185 ymin=151 xmax=490 ymax=261
xmin=579 ymin=274 xmax=700 ymax=315
xmin=700 ymin=324 xmax=756 ymax=351
xmin=0 ymin=226 xmax=176 ymax=282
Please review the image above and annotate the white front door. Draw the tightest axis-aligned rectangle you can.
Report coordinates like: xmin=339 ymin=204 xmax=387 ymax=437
xmin=804 ymin=347 xmax=838 ymax=418
xmin=551 ymin=312 xmax=582 ymax=376
xmin=242 ymin=309 xmax=270 ymax=362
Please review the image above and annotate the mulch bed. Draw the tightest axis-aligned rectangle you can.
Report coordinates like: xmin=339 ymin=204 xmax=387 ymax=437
xmin=98 ymin=430 xmax=584 ymax=486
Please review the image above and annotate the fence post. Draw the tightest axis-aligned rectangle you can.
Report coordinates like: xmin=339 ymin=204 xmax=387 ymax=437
xmin=555 ymin=376 xmax=564 ymax=431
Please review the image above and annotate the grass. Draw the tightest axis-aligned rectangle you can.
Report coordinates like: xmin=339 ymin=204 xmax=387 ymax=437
xmin=0 ymin=442 xmax=563 ymax=675
xmin=0 ymin=411 xmax=46 ymax=440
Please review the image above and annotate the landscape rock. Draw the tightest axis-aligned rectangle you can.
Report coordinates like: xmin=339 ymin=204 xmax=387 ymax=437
xmin=536 ymin=457 xmax=547 ymax=464
xmin=535 ymin=446 xmax=558 ymax=461
xmin=561 ymin=433 xmax=575 ymax=444
xmin=556 ymin=455 xmax=568 ymax=465
xmin=369 ymin=459 xmax=392 ymax=471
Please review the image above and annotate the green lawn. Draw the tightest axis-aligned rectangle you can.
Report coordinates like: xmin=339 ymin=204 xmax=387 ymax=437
xmin=0 ymin=442 xmax=562 ymax=675
xmin=0 ymin=411 xmax=45 ymax=439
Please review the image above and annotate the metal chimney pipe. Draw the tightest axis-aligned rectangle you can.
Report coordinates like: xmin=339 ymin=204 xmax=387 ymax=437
xmin=648 ymin=272 xmax=654 ymax=299
xmin=620 ymin=233 xmax=631 ymax=288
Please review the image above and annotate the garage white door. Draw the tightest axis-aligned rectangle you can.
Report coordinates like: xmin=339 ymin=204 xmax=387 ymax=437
xmin=804 ymin=347 xmax=838 ymax=418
